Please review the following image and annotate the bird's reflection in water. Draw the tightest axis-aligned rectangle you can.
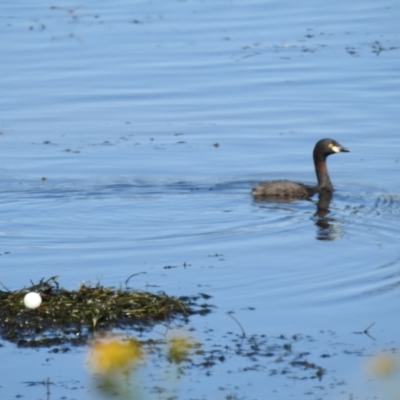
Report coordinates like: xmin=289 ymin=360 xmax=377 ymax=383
xmin=253 ymin=190 xmax=343 ymax=241
xmin=314 ymin=190 xmax=342 ymax=241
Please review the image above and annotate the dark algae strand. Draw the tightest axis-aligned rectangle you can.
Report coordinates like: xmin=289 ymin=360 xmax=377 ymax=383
xmin=252 ymin=138 xmax=350 ymax=201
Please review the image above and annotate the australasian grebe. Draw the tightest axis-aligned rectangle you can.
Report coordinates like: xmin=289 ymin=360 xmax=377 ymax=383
xmin=252 ymin=138 xmax=350 ymax=200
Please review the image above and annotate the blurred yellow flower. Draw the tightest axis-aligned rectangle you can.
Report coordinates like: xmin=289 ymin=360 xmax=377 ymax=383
xmin=88 ymin=336 xmax=143 ymax=375
xmin=167 ymin=332 xmax=197 ymax=364
xmin=366 ymin=353 xmax=399 ymax=378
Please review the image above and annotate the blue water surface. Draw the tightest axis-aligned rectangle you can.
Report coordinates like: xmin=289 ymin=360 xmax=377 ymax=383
xmin=0 ymin=0 xmax=399 ymax=399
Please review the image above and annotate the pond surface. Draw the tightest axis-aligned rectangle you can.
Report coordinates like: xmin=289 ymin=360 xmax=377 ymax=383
xmin=0 ymin=0 xmax=400 ymax=399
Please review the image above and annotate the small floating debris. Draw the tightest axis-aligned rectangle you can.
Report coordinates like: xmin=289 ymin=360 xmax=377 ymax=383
xmin=0 ymin=276 xmax=212 ymax=347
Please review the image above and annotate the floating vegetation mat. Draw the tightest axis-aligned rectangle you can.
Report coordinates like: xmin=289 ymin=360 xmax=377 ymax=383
xmin=0 ymin=277 xmax=212 ymax=347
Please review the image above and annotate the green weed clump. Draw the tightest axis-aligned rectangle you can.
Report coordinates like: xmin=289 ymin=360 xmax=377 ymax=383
xmin=0 ymin=277 xmax=211 ymax=347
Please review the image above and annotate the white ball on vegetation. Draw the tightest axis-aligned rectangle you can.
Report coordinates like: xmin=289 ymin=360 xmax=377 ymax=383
xmin=23 ymin=292 xmax=42 ymax=309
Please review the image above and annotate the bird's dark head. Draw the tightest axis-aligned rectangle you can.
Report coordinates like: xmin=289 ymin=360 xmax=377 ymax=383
xmin=314 ymin=138 xmax=350 ymax=157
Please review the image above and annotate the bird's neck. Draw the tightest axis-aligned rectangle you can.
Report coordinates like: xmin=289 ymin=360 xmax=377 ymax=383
xmin=313 ymin=153 xmax=333 ymax=191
